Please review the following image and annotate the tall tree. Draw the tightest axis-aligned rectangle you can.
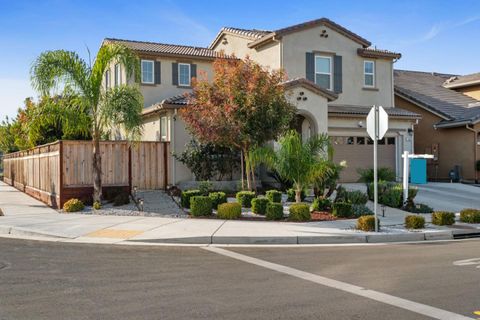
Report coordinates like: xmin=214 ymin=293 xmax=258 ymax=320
xmin=31 ymin=44 xmax=143 ymax=202
xmin=181 ymin=57 xmax=296 ymax=190
xmin=253 ymin=130 xmax=332 ymax=203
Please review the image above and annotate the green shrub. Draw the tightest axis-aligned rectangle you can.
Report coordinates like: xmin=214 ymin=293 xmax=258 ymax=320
xmin=113 ymin=193 xmax=130 ymax=206
xmin=190 ymin=196 xmax=212 ymax=217
xmin=181 ymin=190 xmax=201 ymax=208
xmin=367 ymin=182 xmax=418 ymax=208
xmin=236 ymin=191 xmax=256 ymax=208
xmin=332 ymin=202 xmax=354 ymax=218
xmin=352 ymin=204 xmax=373 ymax=217
xmin=63 ymin=198 xmax=85 ymax=212
xmin=356 ymin=215 xmax=379 ymax=232
xmin=217 ymin=202 xmax=242 ymax=219
xmin=406 ymin=203 xmax=433 ymax=214
xmin=266 ymin=190 xmax=282 ymax=203
xmin=266 ymin=202 xmax=284 ymax=220
xmin=460 ymin=208 xmax=480 ymax=223
xmin=287 ymin=188 xmax=306 ymax=202
xmin=208 ymin=192 xmax=227 ymax=210
xmin=405 ymin=215 xmax=425 ymax=229
xmin=198 ymin=180 xmax=213 ymax=195
xmin=311 ymin=197 xmax=332 ymax=212
xmin=289 ymin=203 xmax=311 ymax=222
xmin=252 ymin=197 xmax=270 ymax=215
xmin=93 ymin=201 xmax=101 ymax=210
xmin=334 ymin=186 xmax=368 ymax=205
xmin=357 ymin=167 xmax=396 ymax=183
xmin=431 ymin=211 xmax=455 ymax=226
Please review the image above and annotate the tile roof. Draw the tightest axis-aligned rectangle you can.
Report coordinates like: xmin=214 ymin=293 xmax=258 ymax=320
xmin=104 ymin=38 xmax=232 ymax=60
xmin=328 ymin=105 xmax=420 ymax=118
xmin=394 ymin=69 xmax=480 ymax=126
xmin=209 ymin=27 xmax=271 ymax=49
xmin=443 ymin=72 xmax=480 ymax=89
xmin=357 ymin=48 xmax=401 ymax=60
xmin=248 ymin=18 xmax=372 ymax=49
xmin=282 ymin=78 xmax=338 ymax=101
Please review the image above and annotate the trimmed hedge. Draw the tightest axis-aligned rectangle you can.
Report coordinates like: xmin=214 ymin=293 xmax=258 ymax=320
xmin=190 ymin=196 xmax=213 ymax=217
xmin=311 ymin=197 xmax=331 ymax=212
xmin=356 ymin=215 xmax=379 ymax=232
xmin=208 ymin=192 xmax=227 ymax=210
xmin=181 ymin=190 xmax=201 ymax=208
xmin=236 ymin=191 xmax=256 ymax=208
xmin=217 ymin=202 xmax=242 ymax=220
xmin=252 ymin=197 xmax=270 ymax=215
xmin=266 ymin=190 xmax=282 ymax=203
xmin=287 ymin=188 xmax=306 ymax=202
xmin=266 ymin=203 xmax=284 ymax=221
xmin=405 ymin=215 xmax=425 ymax=229
xmin=332 ymin=202 xmax=354 ymax=218
xmin=406 ymin=203 xmax=433 ymax=214
xmin=352 ymin=204 xmax=373 ymax=217
xmin=289 ymin=203 xmax=311 ymax=222
xmin=460 ymin=208 xmax=480 ymax=223
xmin=431 ymin=211 xmax=455 ymax=226
xmin=63 ymin=198 xmax=85 ymax=212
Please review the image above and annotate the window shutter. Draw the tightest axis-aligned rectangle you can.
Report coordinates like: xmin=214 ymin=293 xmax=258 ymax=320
xmin=305 ymin=52 xmax=315 ymax=82
xmin=333 ymin=55 xmax=343 ymax=93
xmin=191 ymin=64 xmax=197 ymax=80
xmin=154 ymin=61 xmax=161 ymax=84
xmin=172 ymin=62 xmax=178 ymax=85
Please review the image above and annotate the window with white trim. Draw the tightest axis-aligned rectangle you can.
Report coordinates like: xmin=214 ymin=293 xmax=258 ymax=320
xmin=105 ymin=70 xmax=111 ymax=90
xmin=314 ymin=55 xmax=332 ymax=90
xmin=364 ymin=60 xmax=375 ymax=87
xmin=178 ymin=63 xmax=191 ymax=87
xmin=141 ymin=60 xmax=154 ymax=84
xmin=114 ymin=63 xmax=122 ymax=87
xmin=160 ymin=116 xmax=170 ymax=141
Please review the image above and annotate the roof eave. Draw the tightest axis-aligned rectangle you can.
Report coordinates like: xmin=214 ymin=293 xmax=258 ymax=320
xmin=357 ymin=49 xmax=401 ymax=60
xmin=443 ymin=79 xmax=480 ymax=89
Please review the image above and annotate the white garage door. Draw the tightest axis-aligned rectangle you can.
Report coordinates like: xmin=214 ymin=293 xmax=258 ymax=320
xmin=332 ymin=136 xmax=396 ymax=182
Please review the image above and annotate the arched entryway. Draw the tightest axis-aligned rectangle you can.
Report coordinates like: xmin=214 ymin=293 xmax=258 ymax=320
xmin=292 ymin=111 xmax=318 ymax=141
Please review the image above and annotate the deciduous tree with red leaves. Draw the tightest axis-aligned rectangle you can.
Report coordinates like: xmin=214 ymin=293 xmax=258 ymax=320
xmin=181 ymin=57 xmax=296 ymax=190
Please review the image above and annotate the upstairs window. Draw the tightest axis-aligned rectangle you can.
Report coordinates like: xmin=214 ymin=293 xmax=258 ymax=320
xmin=105 ymin=70 xmax=111 ymax=90
xmin=114 ymin=63 xmax=122 ymax=87
xmin=141 ymin=60 xmax=154 ymax=84
xmin=178 ymin=63 xmax=191 ymax=87
xmin=364 ymin=61 xmax=375 ymax=87
xmin=315 ymin=55 xmax=332 ymax=90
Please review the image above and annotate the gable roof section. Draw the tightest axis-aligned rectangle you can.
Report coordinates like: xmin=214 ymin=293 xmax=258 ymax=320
xmin=443 ymin=72 xmax=480 ymax=89
xmin=328 ymin=105 xmax=420 ymax=119
xmin=104 ymin=38 xmax=232 ymax=60
xmin=247 ymin=18 xmax=371 ymax=49
xmin=282 ymin=78 xmax=338 ymax=101
xmin=209 ymin=27 xmax=271 ymax=49
xmin=394 ymin=69 xmax=480 ymax=126
xmin=357 ymin=48 xmax=401 ymax=60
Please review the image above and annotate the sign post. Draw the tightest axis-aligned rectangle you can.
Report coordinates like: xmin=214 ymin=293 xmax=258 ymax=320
xmin=367 ymin=105 xmax=388 ymax=232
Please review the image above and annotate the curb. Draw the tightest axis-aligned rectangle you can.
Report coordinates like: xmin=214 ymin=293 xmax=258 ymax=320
xmin=0 ymin=225 xmax=74 ymax=239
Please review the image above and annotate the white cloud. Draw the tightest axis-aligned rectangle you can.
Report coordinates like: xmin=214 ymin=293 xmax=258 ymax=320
xmin=0 ymin=78 xmax=35 ymax=120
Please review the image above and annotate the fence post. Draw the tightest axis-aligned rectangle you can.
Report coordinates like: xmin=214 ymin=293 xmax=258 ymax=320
xmin=163 ymin=142 xmax=168 ymax=190
xmin=128 ymin=145 xmax=132 ymax=193
xmin=59 ymin=140 xmax=64 ymax=208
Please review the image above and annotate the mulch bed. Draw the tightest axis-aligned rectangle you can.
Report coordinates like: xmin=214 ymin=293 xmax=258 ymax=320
xmin=310 ymin=211 xmax=338 ymax=221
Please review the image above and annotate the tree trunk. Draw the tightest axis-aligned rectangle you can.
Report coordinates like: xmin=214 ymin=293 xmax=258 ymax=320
xmin=92 ymin=133 xmax=102 ymax=203
xmin=251 ymin=160 xmax=257 ymax=193
xmin=244 ymin=148 xmax=251 ymax=190
xmin=295 ymin=189 xmax=301 ymax=203
xmin=240 ymin=150 xmax=245 ymax=190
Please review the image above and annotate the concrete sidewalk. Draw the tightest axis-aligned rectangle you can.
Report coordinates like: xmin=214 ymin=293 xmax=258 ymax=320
xmin=0 ymin=181 xmax=474 ymax=245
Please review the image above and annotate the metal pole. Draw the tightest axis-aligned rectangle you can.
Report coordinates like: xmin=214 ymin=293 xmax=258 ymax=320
xmin=402 ymin=150 xmax=409 ymax=206
xmin=374 ymin=105 xmax=379 ymax=232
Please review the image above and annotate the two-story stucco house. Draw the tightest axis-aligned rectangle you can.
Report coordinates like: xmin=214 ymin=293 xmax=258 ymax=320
xmin=102 ymin=18 xmax=420 ymax=184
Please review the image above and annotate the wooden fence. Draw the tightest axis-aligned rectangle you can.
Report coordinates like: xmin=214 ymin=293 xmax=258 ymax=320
xmin=3 ymin=140 xmax=170 ymax=208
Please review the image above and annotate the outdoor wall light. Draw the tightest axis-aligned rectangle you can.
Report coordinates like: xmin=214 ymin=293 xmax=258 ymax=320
xmin=358 ymin=121 xmax=364 ymax=128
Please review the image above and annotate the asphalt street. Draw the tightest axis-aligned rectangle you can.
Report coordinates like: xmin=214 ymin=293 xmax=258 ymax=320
xmin=0 ymin=238 xmax=479 ymax=319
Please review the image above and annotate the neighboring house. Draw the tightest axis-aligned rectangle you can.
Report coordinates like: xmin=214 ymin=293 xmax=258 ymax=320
xmin=394 ymin=70 xmax=480 ymax=182
xmin=102 ymin=18 xmax=420 ymax=184
xmin=443 ymin=72 xmax=480 ymax=100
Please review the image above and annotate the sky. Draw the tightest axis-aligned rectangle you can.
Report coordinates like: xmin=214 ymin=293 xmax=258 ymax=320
xmin=1 ymin=0 xmax=480 ymax=120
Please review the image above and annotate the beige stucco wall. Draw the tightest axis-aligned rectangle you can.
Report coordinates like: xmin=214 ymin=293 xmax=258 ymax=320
xmin=395 ymin=95 xmax=478 ymax=181
xmin=212 ymin=34 xmax=281 ymax=70
xmin=281 ymin=25 xmax=394 ymax=108
xmin=455 ymin=84 xmax=480 ymax=100
xmin=286 ymin=86 xmax=329 ymax=135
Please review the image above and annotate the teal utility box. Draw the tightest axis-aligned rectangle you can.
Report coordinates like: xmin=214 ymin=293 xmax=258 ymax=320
xmin=410 ymin=158 xmax=427 ymax=184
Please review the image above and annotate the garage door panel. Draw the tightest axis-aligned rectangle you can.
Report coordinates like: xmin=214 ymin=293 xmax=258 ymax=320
xmin=332 ymin=137 xmax=395 ymax=182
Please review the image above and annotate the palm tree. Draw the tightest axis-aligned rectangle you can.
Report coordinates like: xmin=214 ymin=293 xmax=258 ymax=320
xmin=253 ymin=130 xmax=332 ymax=203
xmin=31 ymin=44 xmax=143 ymax=202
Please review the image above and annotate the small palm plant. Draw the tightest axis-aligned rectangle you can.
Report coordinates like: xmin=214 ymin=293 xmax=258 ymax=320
xmin=253 ymin=130 xmax=332 ymax=203
xmin=31 ymin=43 xmax=144 ymax=202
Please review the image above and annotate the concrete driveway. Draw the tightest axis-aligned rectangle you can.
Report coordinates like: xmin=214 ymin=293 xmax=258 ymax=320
xmin=345 ymin=182 xmax=480 ymax=212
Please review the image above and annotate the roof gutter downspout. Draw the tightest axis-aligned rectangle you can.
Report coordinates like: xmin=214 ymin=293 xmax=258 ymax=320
xmin=172 ymin=109 xmax=177 ymax=186
xmin=465 ymin=124 xmax=478 ymax=183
